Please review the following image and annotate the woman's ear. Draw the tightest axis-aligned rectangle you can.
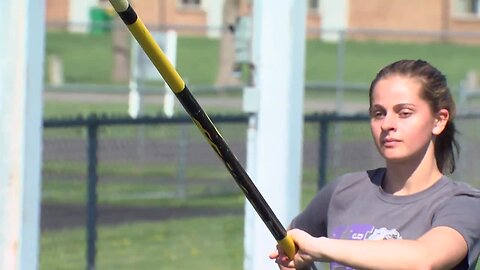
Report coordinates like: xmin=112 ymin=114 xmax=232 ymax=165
xmin=432 ymin=109 xmax=449 ymax=135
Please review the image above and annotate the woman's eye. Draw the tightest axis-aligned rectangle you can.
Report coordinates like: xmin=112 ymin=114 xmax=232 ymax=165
xmin=371 ymin=110 xmax=384 ymax=119
xmin=399 ymin=110 xmax=412 ymax=118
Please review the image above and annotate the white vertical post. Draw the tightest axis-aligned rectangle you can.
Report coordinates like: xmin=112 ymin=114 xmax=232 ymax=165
xmin=0 ymin=0 xmax=45 ymax=269
xmin=130 ymin=30 xmax=178 ymax=118
xmin=244 ymin=1 xmax=307 ymax=270
xmin=162 ymin=30 xmax=178 ymax=118
xmin=320 ymin=0 xmax=348 ymax=42
xmin=129 ymin=36 xmax=142 ymax=118
xmin=202 ymin=0 xmax=226 ymax=38
xmin=69 ymin=0 xmax=97 ymax=33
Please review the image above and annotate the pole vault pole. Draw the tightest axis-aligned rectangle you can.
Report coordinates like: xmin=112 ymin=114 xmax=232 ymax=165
xmin=107 ymin=0 xmax=300 ymax=263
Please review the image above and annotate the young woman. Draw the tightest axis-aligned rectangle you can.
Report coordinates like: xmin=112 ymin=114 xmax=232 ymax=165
xmin=270 ymin=59 xmax=480 ymax=270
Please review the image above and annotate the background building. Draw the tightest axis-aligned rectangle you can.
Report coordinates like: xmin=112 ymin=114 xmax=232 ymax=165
xmin=46 ymin=0 xmax=480 ymax=43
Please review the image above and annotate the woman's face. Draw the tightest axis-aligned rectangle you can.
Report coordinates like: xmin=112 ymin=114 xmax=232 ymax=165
xmin=370 ymin=75 xmax=438 ymax=163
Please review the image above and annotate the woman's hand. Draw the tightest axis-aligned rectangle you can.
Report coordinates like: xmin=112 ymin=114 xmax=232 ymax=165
xmin=269 ymin=229 xmax=320 ymax=269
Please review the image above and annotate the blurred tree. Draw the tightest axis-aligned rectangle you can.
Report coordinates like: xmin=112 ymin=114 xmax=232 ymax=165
xmin=112 ymin=17 xmax=130 ymax=83
xmin=215 ymin=0 xmax=241 ymax=88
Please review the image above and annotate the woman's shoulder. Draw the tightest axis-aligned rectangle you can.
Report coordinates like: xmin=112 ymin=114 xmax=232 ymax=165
xmin=440 ymin=176 xmax=480 ymax=198
xmin=433 ymin=178 xmax=480 ymax=234
xmin=433 ymin=177 xmax=480 ymax=220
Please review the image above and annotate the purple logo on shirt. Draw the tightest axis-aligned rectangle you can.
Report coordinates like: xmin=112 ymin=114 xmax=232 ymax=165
xmin=330 ymin=224 xmax=402 ymax=269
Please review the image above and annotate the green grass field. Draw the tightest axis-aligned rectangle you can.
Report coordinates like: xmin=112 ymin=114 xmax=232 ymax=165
xmin=44 ymin=31 xmax=480 ymax=118
xmin=45 ymin=31 xmax=480 ymax=90
xmin=41 ymin=31 xmax=480 ymax=269
xmin=40 ymin=216 xmax=244 ymax=270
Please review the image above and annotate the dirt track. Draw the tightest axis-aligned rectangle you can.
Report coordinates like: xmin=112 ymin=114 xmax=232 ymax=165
xmin=41 ymin=203 xmax=243 ymax=231
xmin=44 ymin=91 xmax=369 ymax=114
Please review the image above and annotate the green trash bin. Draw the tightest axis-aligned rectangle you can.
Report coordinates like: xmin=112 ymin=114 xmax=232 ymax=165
xmin=89 ymin=7 xmax=113 ymax=34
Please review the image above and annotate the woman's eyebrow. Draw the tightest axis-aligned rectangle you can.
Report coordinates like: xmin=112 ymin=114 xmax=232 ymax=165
xmin=371 ymin=103 xmax=414 ymax=108
xmin=393 ymin=103 xmax=415 ymax=110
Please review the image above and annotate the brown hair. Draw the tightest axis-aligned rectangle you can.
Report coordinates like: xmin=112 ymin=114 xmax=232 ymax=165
xmin=368 ymin=59 xmax=459 ymax=173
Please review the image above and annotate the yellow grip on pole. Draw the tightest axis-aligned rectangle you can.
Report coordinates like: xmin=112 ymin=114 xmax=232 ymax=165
xmin=277 ymin=235 xmax=296 ymax=260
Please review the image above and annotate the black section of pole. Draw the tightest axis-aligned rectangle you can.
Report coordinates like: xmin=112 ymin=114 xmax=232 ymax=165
xmin=117 ymin=5 xmax=137 ymax=25
xmin=318 ymin=118 xmax=329 ymax=189
xmin=175 ymin=86 xmax=286 ymax=241
xmin=86 ymin=115 xmax=98 ymax=270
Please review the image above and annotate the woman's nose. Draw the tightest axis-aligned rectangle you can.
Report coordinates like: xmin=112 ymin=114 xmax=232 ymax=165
xmin=381 ymin=114 xmax=397 ymax=132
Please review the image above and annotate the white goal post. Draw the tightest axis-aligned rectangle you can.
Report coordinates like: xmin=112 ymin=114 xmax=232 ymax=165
xmin=0 ymin=0 xmax=45 ymax=269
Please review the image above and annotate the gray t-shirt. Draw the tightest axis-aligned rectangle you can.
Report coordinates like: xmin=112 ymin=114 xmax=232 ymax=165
xmin=291 ymin=168 xmax=480 ymax=270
